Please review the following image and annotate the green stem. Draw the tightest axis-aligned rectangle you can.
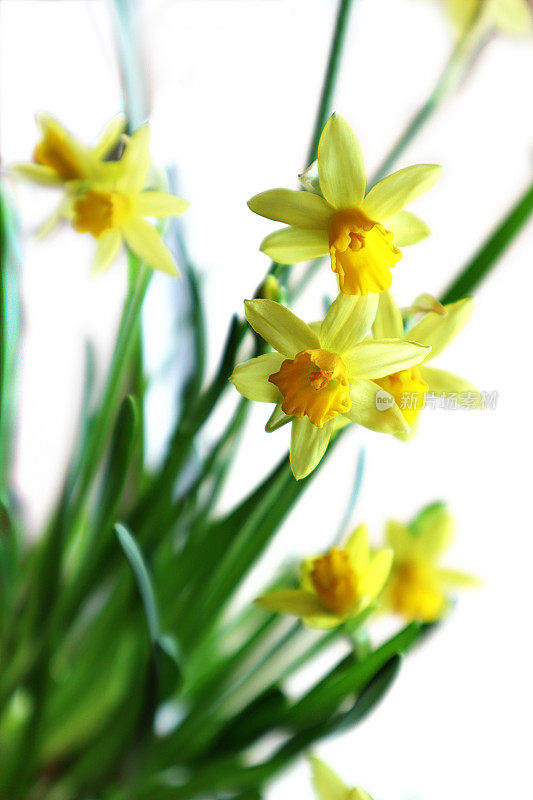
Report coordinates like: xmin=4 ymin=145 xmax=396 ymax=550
xmin=441 ymin=178 xmax=533 ymax=304
xmin=306 ymin=0 xmax=355 ymax=166
xmin=370 ymin=20 xmax=484 ymax=185
xmin=68 ymin=266 xmax=151 ymax=526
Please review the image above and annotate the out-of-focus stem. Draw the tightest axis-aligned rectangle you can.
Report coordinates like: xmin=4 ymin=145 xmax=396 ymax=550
xmin=441 ymin=177 xmax=533 ymax=304
xmin=370 ymin=20 xmax=485 ymax=185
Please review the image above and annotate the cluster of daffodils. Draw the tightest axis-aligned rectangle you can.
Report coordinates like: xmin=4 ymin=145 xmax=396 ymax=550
xmin=256 ymin=503 xmax=476 ymax=627
xmin=11 ymin=114 xmax=188 ymax=274
xmin=232 ymin=113 xmax=477 ymax=480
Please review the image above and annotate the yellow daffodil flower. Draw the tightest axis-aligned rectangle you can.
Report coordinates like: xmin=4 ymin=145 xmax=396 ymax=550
xmin=229 ymin=294 xmax=431 ymax=479
xmin=71 ymin=124 xmax=188 ymax=275
xmin=382 ymin=503 xmax=479 ymax=622
xmin=248 ymin=113 xmax=441 ymax=295
xmin=10 ymin=112 xmax=126 ymax=187
xmin=372 ymin=290 xmax=478 ymax=434
xmin=443 ymin=0 xmax=532 ymax=36
xmin=311 ymin=757 xmax=374 ymax=800
xmin=256 ymin=525 xmax=392 ymax=629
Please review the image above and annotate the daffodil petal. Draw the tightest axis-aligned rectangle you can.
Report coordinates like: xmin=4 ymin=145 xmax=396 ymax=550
xmin=248 ymin=189 xmax=333 ymax=229
xmin=290 ymin=417 xmax=332 ymax=480
xmin=372 ymin=290 xmax=403 ymax=340
xmin=122 ymin=218 xmax=178 ymax=276
xmin=385 ymin=521 xmax=414 ymax=560
xmin=310 ymin=757 xmax=351 ymax=800
xmin=36 ymin=113 xmax=95 ymax=178
xmin=410 ymin=503 xmax=455 ymax=559
xmin=362 ymin=164 xmax=442 ymax=220
xmin=344 ymin=339 xmax=430 ymax=381
xmin=384 ymin=210 xmax=431 ymax=247
xmin=359 ymin=550 xmax=393 ymax=599
xmin=407 ymin=298 xmax=474 ymax=361
xmin=91 ymin=230 xmax=123 ymax=275
xmin=492 ymin=0 xmax=532 ymax=32
xmin=10 ymin=163 xmax=64 ymax=185
xmin=244 ymin=299 xmax=320 ymax=357
xmin=229 ymin=353 xmax=284 ymax=403
xmin=265 ymin=404 xmax=292 ymax=432
xmin=260 ymin=227 xmax=329 ymax=264
xmin=93 ymin=113 xmax=127 ymax=158
xmin=318 ymin=113 xmax=366 ymax=209
xmin=319 ymin=294 xmax=378 ymax=353
xmin=420 ymin=366 xmax=480 ymax=405
xmin=117 ymin=124 xmax=150 ymax=193
xmin=343 ymin=524 xmax=370 ymax=569
xmin=255 ymin=589 xmax=326 ymax=617
xmin=137 ymin=191 xmax=189 ymax=217
xmin=344 ymin=380 xmax=408 ymax=434
xmin=437 ymin=568 xmax=480 ymax=588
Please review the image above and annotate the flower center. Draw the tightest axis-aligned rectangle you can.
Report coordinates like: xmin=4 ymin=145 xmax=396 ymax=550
xmin=328 ymin=209 xmax=402 ymax=295
xmin=268 ymin=349 xmax=351 ymax=428
xmin=388 ymin=562 xmax=445 ymax=621
xmin=73 ymin=189 xmax=133 ymax=238
xmin=311 ymin=548 xmax=359 ymax=614
xmin=376 ymin=366 xmax=429 ymax=427
xmin=34 ymin=131 xmax=82 ymax=181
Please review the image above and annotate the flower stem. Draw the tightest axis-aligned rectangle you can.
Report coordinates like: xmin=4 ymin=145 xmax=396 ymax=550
xmin=441 ymin=177 xmax=533 ymax=304
xmin=370 ymin=21 xmax=485 ymax=185
xmin=306 ymin=0 xmax=356 ymax=166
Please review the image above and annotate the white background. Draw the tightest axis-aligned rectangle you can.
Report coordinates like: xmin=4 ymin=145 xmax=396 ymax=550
xmin=1 ymin=1 xmax=533 ymax=798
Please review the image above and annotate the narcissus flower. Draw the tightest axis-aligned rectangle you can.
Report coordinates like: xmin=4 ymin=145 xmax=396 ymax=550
xmin=256 ymin=525 xmax=392 ymax=629
xmin=11 ymin=115 xmax=188 ymax=275
xmin=443 ymin=0 xmax=532 ymax=36
xmin=382 ymin=503 xmax=479 ymax=622
xmin=71 ymin=125 xmax=188 ymax=275
xmin=248 ymin=113 xmax=441 ymax=295
xmin=311 ymin=757 xmax=374 ymax=800
xmin=372 ymin=291 xmax=478 ymax=434
xmin=229 ymin=294 xmax=430 ymax=479
xmin=10 ymin=112 xmax=126 ymax=187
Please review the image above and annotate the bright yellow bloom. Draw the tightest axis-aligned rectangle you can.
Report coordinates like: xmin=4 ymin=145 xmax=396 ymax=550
xmin=372 ymin=290 xmax=478 ymax=436
xmin=311 ymin=757 xmax=374 ymax=800
xmin=256 ymin=525 xmax=392 ymax=629
xmin=71 ymin=124 xmax=188 ymax=275
xmin=248 ymin=113 xmax=441 ymax=295
xmin=443 ymin=0 xmax=532 ymax=36
xmin=381 ymin=503 xmax=479 ymax=622
xmin=229 ymin=294 xmax=430 ymax=479
xmin=11 ymin=115 xmax=189 ymax=275
xmin=10 ymin=112 xmax=126 ymax=187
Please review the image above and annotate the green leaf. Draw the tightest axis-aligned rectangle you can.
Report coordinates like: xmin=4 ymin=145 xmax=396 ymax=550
xmin=0 ymin=183 xmax=21 ymax=501
xmin=115 ymin=523 xmax=160 ymax=643
xmin=441 ymin=178 xmax=533 ymax=304
xmin=177 ymin=442 xmax=338 ymax=649
xmin=115 ymin=523 xmax=182 ymax=701
xmin=285 ymin=622 xmax=424 ymax=729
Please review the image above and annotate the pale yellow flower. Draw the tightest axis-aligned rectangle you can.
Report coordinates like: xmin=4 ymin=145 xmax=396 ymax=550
xmin=310 ymin=757 xmax=374 ymax=800
xmin=444 ymin=0 xmax=532 ymax=36
xmin=382 ymin=503 xmax=479 ymax=622
xmin=229 ymin=293 xmax=430 ymax=479
xmin=10 ymin=112 xmax=126 ymax=187
xmin=372 ymin=290 xmax=478 ymax=435
xmin=248 ymin=113 xmax=441 ymax=295
xmin=70 ymin=125 xmax=188 ymax=275
xmin=256 ymin=525 xmax=392 ymax=630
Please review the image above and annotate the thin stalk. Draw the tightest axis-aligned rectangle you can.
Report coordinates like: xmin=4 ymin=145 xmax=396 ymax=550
xmin=441 ymin=177 xmax=533 ymax=304
xmin=370 ymin=18 xmax=485 ymax=185
xmin=68 ymin=266 xmax=151 ymax=528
